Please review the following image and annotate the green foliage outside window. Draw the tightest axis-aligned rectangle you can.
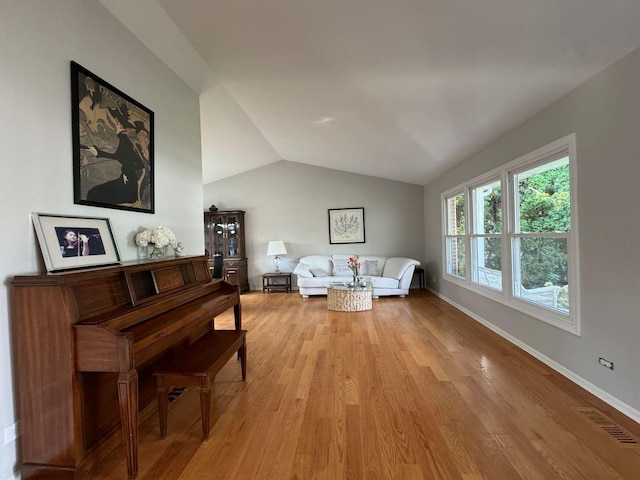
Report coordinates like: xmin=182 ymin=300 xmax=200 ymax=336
xmin=519 ymin=165 xmax=570 ymax=233
xmin=449 ymin=163 xmax=570 ymax=292
xmin=455 ymin=195 xmax=466 ymax=275
xmin=482 ymin=185 xmax=502 ymax=272
xmin=455 ymin=195 xmax=465 ymax=234
xmin=517 ymin=164 xmax=570 ymax=289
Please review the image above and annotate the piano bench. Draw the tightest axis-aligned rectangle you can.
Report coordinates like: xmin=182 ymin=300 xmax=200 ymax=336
xmin=153 ymin=329 xmax=247 ymax=440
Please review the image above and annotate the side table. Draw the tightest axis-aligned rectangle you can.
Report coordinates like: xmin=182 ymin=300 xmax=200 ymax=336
xmin=414 ymin=266 xmax=425 ymax=289
xmin=262 ymin=272 xmax=291 ymax=293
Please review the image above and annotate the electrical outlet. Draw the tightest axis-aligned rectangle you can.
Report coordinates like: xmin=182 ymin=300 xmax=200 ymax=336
xmin=3 ymin=422 xmax=19 ymax=445
xmin=598 ymin=357 xmax=614 ymax=370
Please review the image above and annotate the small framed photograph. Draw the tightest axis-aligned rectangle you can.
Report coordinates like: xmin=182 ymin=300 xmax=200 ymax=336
xmin=71 ymin=61 xmax=154 ymax=213
xmin=32 ymin=213 xmax=121 ymax=272
xmin=328 ymin=207 xmax=365 ymax=244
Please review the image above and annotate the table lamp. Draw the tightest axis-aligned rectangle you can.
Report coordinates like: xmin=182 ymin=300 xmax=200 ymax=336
xmin=267 ymin=240 xmax=287 ymax=273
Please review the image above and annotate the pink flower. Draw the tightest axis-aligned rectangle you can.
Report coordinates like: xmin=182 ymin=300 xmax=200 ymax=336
xmin=347 ymin=255 xmax=360 ymax=275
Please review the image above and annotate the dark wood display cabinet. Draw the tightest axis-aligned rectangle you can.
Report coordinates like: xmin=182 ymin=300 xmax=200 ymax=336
xmin=204 ymin=210 xmax=249 ymax=292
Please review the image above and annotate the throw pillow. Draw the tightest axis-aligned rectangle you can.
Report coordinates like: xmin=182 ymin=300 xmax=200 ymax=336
xmin=331 ymin=258 xmax=352 ymax=276
xmin=309 ymin=268 xmax=328 ymax=277
xmin=362 ymin=259 xmax=379 ymax=276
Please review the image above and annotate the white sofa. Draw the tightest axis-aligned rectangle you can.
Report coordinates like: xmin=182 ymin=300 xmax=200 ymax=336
xmin=293 ymin=254 xmax=420 ymax=298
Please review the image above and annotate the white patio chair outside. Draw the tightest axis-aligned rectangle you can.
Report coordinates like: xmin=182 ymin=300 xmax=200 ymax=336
xmin=477 ymin=266 xmax=502 ymax=289
xmin=519 ymin=285 xmax=561 ymax=308
xmin=475 ymin=266 xmax=561 ymax=309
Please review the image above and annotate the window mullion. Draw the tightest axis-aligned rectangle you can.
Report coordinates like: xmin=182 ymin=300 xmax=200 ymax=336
xmin=465 ymin=187 xmax=472 ymax=285
xmin=501 ymin=172 xmax=511 ymax=299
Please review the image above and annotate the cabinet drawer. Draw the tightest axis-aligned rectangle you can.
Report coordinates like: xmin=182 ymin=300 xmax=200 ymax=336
xmin=225 ymin=260 xmax=247 ymax=268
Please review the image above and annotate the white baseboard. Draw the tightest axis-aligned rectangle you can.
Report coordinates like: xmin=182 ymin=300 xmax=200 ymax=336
xmin=427 ymin=287 xmax=640 ymax=424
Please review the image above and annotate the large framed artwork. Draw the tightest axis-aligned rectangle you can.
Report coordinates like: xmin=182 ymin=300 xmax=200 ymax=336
xmin=32 ymin=213 xmax=121 ymax=272
xmin=71 ymin=61 xmax=154 ymax=213
xmin=328 ymin=207 xmax=365 ymax=244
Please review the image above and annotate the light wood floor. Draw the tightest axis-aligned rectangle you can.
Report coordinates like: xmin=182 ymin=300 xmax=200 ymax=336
xmin=89 ymin=290 xmax=640 ymax=479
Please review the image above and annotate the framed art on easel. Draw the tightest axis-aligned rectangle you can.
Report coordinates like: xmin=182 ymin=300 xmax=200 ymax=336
xmin=70 ymin=61 xmax=154 ymax=213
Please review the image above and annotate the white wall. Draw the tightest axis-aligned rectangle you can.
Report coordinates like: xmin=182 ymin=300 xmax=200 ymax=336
xmin=0 ymin=1 xmax=203 ymax=477
xmin=424 ymin=47 xmax=640 ymax=420
xmin=204 ymin=160 xmax=425 ymax=290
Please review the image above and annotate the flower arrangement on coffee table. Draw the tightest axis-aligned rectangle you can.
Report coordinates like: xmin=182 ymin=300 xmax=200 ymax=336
xmin=347 ymin=255 xmax=361 ymax=284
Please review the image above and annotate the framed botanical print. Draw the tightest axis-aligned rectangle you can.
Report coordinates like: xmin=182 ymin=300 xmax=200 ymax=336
xmin=71 ymin=61 xmax=154 ymax=213
xmin=328 ymin=207 xmax=365 ymax=244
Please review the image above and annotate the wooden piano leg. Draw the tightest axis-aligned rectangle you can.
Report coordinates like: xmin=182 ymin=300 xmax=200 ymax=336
xmin=235 ymin=302 xmax=243 ymax=360
xmin=199 ymin=379 xmax=211 ymax=439
xmin=118 ymin=369 xmax=139 ymax=479
xmin=156 ymin=375 xmax=168 ymax=439
xmin=234 ymin=302 xmax=242 ymax=330
xmin=239 ymin=338 xmax=247 ymax=381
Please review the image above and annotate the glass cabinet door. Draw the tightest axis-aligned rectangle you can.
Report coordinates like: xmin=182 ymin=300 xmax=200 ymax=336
xmin=204 ymin=217 xmax=212 ymax=258
xmin=226 ymin=215 xmax=240 ymax=257
xmin=213 ymin=216 xmax=224 ymax=256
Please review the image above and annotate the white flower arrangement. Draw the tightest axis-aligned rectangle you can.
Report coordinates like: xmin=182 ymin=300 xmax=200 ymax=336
xmin=135 ymin=226 xmax=178 ymax=249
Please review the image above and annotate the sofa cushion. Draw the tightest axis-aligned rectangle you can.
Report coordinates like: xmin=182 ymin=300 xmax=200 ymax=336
xmin=309 ymin=268 xmax=329 ymax=277
xmin=367 ymin=276 xmax=399 ymax=289
xmin=331 ymin=258 xmax=352 ymax=276
xmin=297 ymin=276 xmax=334 ymax=288
xmin=297 ymin=275 xmax=399 ymax=289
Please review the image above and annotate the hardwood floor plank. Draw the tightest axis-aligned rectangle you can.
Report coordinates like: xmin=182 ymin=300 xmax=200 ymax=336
xmin=86 ymin=291 xmax=640 ymax=479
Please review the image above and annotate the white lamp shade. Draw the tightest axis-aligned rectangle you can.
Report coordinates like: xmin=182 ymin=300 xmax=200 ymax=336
xmin=267 ymin=240 xmax=287 ymax=256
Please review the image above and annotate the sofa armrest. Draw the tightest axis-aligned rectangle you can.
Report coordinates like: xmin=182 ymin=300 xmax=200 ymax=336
xmin=382 ymin=257 xmax=420 ymax=280
xmin=293 ymin=262 xmax=313 ymax=278
xmin=398 ymin=264 xmax=418 ymax=289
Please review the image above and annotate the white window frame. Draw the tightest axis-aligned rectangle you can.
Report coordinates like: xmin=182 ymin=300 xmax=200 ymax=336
xmin=469 ymin=175 xmax=504 ymax=294
xmin=441 ymin=134 xmax=580 ymax=335
xmin=443 ymin=189 xmax=467 ymax=281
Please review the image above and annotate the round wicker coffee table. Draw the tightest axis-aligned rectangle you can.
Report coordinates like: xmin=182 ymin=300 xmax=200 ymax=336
xmin=327 ymin=282 xmax=373 ymax=312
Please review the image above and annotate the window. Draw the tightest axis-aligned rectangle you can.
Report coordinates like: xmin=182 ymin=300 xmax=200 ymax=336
xmin=471 ymin=178 xmax=502 ymax=292
xmin=510 ymin=157 xmax=570 ymax=312
xmin=442 ymin=134 xmax=580 ymax=334
xmin=444 ymin=191 xmax=466 ymax=279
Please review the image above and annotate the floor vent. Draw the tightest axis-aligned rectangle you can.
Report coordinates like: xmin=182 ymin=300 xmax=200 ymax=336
xmin=168 ymin=387 xmax=187 ymax=403
xmin=574 ymin=407 xmax=640 ymax=446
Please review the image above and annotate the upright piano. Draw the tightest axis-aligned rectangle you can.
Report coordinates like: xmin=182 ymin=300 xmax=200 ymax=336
xmin=11 ymin=255 xmax=241 ymax=479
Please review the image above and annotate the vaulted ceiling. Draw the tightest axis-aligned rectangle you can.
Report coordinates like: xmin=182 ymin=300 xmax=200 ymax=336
xmin=100 ymin=0 xmax=640 ymax=185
